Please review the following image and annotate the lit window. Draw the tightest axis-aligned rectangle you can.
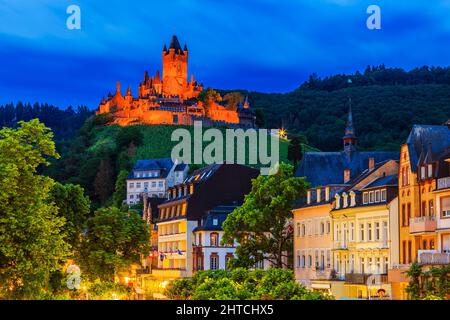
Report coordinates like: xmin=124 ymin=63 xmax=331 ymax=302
xmin=369 ymin=191 xmax=374 ymax=203
xmin=363 ymin=192 xmax=369 ymax=204
xmin=421 ymin=166 xmax=426 ymax=180
xmin=213 ymin=219 xmax=218 ymax=226
xmin=428 ymin=164 xmax=433 ymax=178
xmin=375 ymin=190 xmax=380 ymax=202
xmin=210 ymin=233 xmax=219 ymax=246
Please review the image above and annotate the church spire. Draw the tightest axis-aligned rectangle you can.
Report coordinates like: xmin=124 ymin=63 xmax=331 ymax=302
xmin=343 ymin=97 xmax=357 ymax=153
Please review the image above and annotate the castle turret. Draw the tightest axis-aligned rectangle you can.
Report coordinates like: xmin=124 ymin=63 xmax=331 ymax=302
xmin=162 ymin=35 xmax=188 ymax=97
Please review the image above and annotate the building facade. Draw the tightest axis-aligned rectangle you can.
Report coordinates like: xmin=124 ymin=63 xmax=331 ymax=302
xmin=153 ymin=164 xmax=259 ymax=279
xmin=389 ymin=124 xmax=450 ymax=299
xmin=126 ymin=158 xmax=188 ymax=205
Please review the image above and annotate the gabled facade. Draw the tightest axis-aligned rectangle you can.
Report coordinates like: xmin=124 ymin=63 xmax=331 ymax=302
xmin=126 ymin=158 xmax=188 ymax=204
xmin=153 ymin=164 xmax=259 ymax=279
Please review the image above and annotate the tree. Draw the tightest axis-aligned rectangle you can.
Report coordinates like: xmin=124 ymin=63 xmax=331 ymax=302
xmin=406 ymin=262 xmax=423 ymax=299
xmin=198 ymin=87 xmax=222 ymax=116
xmin=287 ymin=136 xmax=303 ymax=169
xmin=78 ymin=207 xmax=150 ymax=281
xmin=116 ymin=126 xmax=143 ymax=151
xmin=223 ymin=92 xmax=243 ymax=110
xmin=0 ymin=119 xmax=70 ymax=298
xmin=112 ymin=170 xmax=129 ymax=207
xmin=93 ymin=158 xmax=115 ymax=204
xmin=48 ymin=182 xmax=91 ymax=248
xmin=222 ymin=163 xmax=309 ymax=269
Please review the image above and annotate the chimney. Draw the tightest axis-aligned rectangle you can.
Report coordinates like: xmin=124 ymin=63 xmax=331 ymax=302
xmin=344 ymin=169 xmax=351 ymax=183
xmin=369 ymin=157 xmax=375 ymax=171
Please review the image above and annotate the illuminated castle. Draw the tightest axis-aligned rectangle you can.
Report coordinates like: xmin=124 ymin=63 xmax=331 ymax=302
xmin=97 ymin=35 xmax=255 ymax=127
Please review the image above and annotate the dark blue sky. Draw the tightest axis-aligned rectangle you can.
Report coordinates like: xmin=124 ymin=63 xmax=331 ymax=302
xmin=1 ymin=0 xmax=450 ymax=109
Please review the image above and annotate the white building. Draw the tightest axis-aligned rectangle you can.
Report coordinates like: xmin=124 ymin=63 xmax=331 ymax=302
xmin=126 ymin=158 xmax=188 ymax=205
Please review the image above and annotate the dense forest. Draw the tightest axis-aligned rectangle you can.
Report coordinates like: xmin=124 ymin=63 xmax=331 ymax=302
xmin=0 ymin=102 xmax=93 ymax=140
xmin=221 ymin=65 xmax=450 ymax=151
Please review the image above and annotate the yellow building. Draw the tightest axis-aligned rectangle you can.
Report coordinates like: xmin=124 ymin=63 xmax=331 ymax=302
xmin=331 ymin=160 xmax=399 ymax=299
xmin=389 ymin=124 xmax=450 ymax=299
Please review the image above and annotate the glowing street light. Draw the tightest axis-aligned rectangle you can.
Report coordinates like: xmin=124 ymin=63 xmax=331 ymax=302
xmin=279 ymin=128 xmax=287 ymax=139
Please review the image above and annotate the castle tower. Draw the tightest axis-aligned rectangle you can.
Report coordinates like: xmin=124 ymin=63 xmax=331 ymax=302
xmin=162 ymin=35 xmax=188 ymax=97
xmin=343 ymin=98 xmax=357 ymax=154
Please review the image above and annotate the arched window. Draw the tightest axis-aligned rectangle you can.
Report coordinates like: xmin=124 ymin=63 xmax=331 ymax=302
xmin=210 ymin=233 xmax=219 ymax=246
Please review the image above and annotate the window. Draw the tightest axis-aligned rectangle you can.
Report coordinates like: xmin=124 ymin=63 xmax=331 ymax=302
xmin=308 ymin=255 xmax=312 ymax=268
xmin=327 ymin=221 xmax=331 ymax=234
xmin=402 ymin=241 xmax=406 ymax=264
xmin=402 ymin=204 xmax=406 ymax=227
xmin=442 ymin=197 xmax=450 ymax=217
xmin=301 ymin=223 xmax=306 ymax=237
xmin=129 ymin=194 xmax=134 ymax=199
xmin=198 ymin=233 xmax=202 ymax=246
xmin=136 ymin=182 xmax=141 ymax=188
xmin=210 ymin=255 xmax=218 ymax=270
xmin=430 ymin=239 xmax=435 ymax=250
xmin=301 ymin=255 xmax=306 ymax=268
xmin=320 ymin=222 xmax=325 ymax=235
xmin=428 ymin=164 xmax=433 ymax=178
xmin=213 ymin=219 xmax=218 ymax=226
xmin=152 ymin=181 xmax=156 ymax=188
xmin=421 ymin=166 xmax=426 ymax=180
xmin=296 ymin=251 xmax=301 ymax=268
xmin=429 ymin=200 xmax=434 ymax=216
xmin=360 ymin=258 xmax=365 ymax=274
xmin=422 ymin=240 xmax=427 ymax=250
xmin=408 ymin=241 xmax=412 ymax=264
xmin=350 ymin=222 xmax=354 ymax=241
xmin=210 ymin=233 xmax=219 ymax=246
xmin=376 ymin=257 xmax=381 ymax=274
xmin=381 ymin=189 xmax=386 ymax=201
xmin=367 ymin=223 xmax=372 ymax=241
xmin=296 ymin=223 xmax=300 ymax=237
xmin=369 ymin=191 xmax=374 ymax=203
xmin=422 ymin=201 xmax=427 ymax=217
xmin=144 ymin=182 xmax=149 ymax=189
xmin=375 ymin=222 xmax=380 ymax=240
xmin=375 ymin=190 xmax=380 ymax=202
xmin=129 ymin=182 xmax=134 ymax=188
xmin=255 ymin=259 xmax=264 ymax=269
xmin=363 ymin=192 xmax=369 ymax=204
xmin=360 ymin=224 xmax=365 ymax=241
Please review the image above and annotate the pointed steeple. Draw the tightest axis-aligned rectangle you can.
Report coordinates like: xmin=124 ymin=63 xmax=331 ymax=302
xmin=169 ymin=35 xmax=182 ymax=53
xmin=184 ymin=43 xmax=188 ymax=51
xmin=144 ymin=70 xmax=149 ymax=82
xmin=126 ymin=85 xmax=132 ymax=96
xmin=243 ymin=95 xmax=250 ymax=109
xmin=163 ymin=44 xmax=167 ymax=53
xmin=343 ymin=98 xmax=357 ymax=153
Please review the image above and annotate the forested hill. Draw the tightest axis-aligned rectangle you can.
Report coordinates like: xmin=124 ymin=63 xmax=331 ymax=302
xmin=0 ymin=102 xmax=93 ymax=140
xmin=221 ymin=65 xmax=450 ymax=152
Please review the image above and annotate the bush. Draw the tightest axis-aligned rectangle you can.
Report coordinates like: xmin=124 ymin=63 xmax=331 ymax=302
xmin=164 ymin=268 xmax=333 ymax=300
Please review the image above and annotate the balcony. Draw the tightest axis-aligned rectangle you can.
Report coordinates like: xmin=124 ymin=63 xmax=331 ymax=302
xmin=437 ymin=177 xmax=450 ymax=190
xmin=333 ymin=240 xmax=348 ymax=250
xmin=418 ymin=250 xmax=450 ymax=265
xmin=409 ymin=216 xmax=436 ymax=234
xmin=345 ymin=273 xmax=388 ymax=285
xmin=314 ymin=268 xmax=333 ymax=280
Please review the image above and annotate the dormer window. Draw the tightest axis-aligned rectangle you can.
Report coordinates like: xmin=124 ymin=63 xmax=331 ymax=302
xmin=307 ymin=190 xmax=311 ymax=205
xmin=363 ymin=192 xmax=368 ymax=204
xmin=213 ymin=219 xmax=218 ymax=226
xmin=316 ymin=188 xmax=321 ymax=203
xmin=421 ymin=166 xmax=426 ymax=180
xmin=342 ymin=192 xmax=348 ymax=208
xmin=335 ymin=194 xmax=341 ymax=209
xmin=428 ymin=164 xmax=433 ymax=178
xmin=349 ymin=191 xmax=356 ymax=207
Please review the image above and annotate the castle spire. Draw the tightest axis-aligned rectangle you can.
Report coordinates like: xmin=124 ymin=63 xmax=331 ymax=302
xmin=169 ymin=35 xmax=182 ymax=53
xmin=116 ymin=81 xmax=121 ymax=94
xmin=126 ymin=85 xmax=132 ymax=96
xmin=243 ymin=95 xmax=250 ymax=109
xmin=343 ymin=97 xmax=357 ymax=153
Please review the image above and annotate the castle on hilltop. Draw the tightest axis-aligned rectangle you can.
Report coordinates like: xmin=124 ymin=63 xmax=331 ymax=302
xmin=97 ymin=35 xmax=255 ymax=127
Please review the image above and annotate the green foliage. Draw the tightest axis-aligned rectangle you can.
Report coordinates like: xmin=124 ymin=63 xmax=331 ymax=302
xmin=77 ymin=207 xmax=150 ymax=282
xmin=87 ymin=280 xmax=131 ymax=300
xmin=112 ymin=170 xmax=129 ymax=207
xmin=406 ymin=262 xmax=450 ymax=300
xmin=48 ymin=182 xmax=91 ymax=248
xmin=222 ymin=163 xmax=309 ymax=269
xmin=115 ymin=125 xmax=144 ymax=150
xmin=223 ymin=92 xmax=244 ymax=110
xmin=0 ymin=119 xmax=70 ymax=299
xmin=287 ymin=136 xmax=303 ymax=169
xmin=165 ymin=268 xmax=333 ymax=300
